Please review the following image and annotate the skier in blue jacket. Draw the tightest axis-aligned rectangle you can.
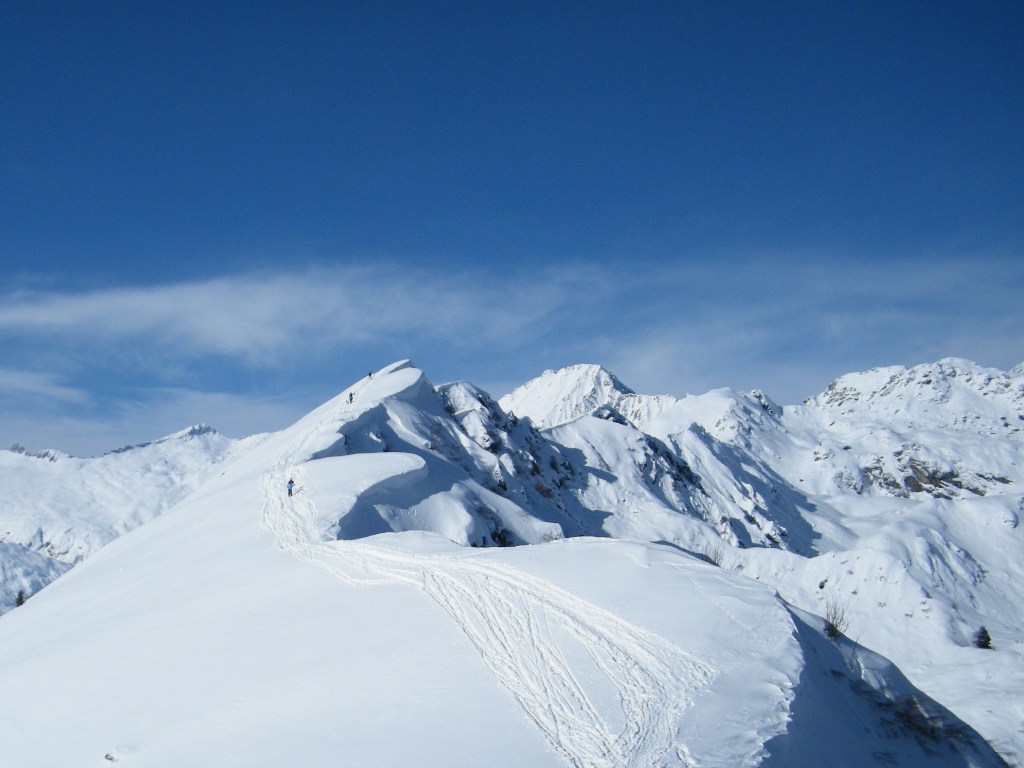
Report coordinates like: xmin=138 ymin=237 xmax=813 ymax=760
xmin=287 ymin=478 xmax=295 ymax=497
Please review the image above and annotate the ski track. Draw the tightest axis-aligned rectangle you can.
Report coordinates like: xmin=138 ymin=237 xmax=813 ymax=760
xmin=260 ymin=392 xmax=716 ymax=767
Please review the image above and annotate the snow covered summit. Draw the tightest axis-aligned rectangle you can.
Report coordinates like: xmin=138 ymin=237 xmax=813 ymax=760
xmin=499 ymin=363 xmax=638 ymax=428
xmin=805 ymin=357 xmax=1024 ymax=434
xmin=0 ymin=359 xmax=1019 ymax=766
xmin=0 ymin=422 xmax=241 ymax=611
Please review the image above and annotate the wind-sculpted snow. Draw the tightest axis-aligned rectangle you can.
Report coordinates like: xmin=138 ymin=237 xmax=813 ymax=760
xmin=1 ymin=359 xmax=1019 ymax=766
xmin=260 ymin=375 xmax=722 ymax=766
xmin=494 ymin=359 xmax=1024 ymax=763
xmin=258 ymin=367 xmax=1006 ymax=766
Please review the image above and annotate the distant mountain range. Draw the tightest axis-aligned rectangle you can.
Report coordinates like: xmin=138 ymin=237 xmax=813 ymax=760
xmin=0 ymin=358 xmax=1020 ymax=766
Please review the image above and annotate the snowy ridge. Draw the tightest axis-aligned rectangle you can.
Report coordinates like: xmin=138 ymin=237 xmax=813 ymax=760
xmin=805 ymin=358 xmax=1024 ymax=434
xmin=497 ymin=358 xmax=1024 ymax=763
xmin=0 ymin=358 xmax=1020 ymax=765
xmin=0 ymin=424 xmax=240 ymax=611
xmin=103 ymin=423 xmax=220 ymax=455
xmin=259 ymin=364 xmax=719 ymax=766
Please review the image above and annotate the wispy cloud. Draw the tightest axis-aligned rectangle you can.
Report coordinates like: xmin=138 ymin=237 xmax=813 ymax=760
xmin=589 ymin=253 xmax=1024 ymax=402
xmin=0 ymin=253 xmax=1020 ymax=453
xmin=0 ymin=264 xmax=595 ymax=367
xmin=0 ymin=263 xmax=614 ymax=453
xmin=0 ymin=385 xmax=310 ymax=457
xmin=0 ymin=368 xmax=91 ymax=405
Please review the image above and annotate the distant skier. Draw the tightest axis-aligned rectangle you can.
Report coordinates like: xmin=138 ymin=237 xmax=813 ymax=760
xmin=348 ymin=392 xmax=354 ymax=404
xmin=287 ymin=478 xmax=295 ymax=497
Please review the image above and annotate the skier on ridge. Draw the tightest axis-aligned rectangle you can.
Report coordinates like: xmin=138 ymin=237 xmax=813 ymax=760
xmin=287 ymin=478 xmax=295 ymax=497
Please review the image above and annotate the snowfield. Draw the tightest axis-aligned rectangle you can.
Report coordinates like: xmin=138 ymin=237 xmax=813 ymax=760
xmin=0 ymin=425 xmax=243 ymax=612
xmin=0 ymin=359 xmax=1019 ymax=766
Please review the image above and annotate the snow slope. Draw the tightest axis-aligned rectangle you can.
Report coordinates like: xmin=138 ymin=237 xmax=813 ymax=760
xmin=0 ymin=425 xmax=242 ymax=612
xmin=501 ymin=359 xmax=1024 ymax=764
xmin=0 ymin=361 xmax=1007 ymax=766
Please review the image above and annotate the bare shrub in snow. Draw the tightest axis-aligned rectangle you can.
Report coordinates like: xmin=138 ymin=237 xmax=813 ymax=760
xmin=697 ymin=542 xmax=725 ymax=567
xmin=824 ymin=595 xmax=849 ymax=639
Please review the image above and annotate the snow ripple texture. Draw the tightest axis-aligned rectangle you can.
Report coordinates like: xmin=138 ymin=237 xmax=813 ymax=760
xmin=261 ymin=407 xmax=715 ymax=768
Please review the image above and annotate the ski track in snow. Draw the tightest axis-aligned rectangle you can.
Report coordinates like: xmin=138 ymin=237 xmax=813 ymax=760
xmin=260 ymin=396 xmax=715 ymax=768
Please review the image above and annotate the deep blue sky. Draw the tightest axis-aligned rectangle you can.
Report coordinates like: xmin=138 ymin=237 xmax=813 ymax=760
xmin=2 ymin=2 xmax=1022 ymax=454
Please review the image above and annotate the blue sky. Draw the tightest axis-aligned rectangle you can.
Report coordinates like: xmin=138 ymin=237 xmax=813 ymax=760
xmin=2 ymin=2 xmax=1022 ymax=455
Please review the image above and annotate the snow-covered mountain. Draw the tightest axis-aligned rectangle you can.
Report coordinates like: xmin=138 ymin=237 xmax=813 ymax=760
xmin=0 ymin=424 xmax=245 ymax=612
xmin=499 ymin=358 xmax=1024 ymax=763
xmin=0 ymin=358 xmax=1020 ymax=766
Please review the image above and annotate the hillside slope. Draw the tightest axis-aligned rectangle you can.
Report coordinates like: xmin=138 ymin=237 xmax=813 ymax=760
xmin=0 ymin=425 xmax=242 ymax=612
xmin=501 ymin=359 xmax=1024 ymax=763
xmin=0 ymin=362 xmax=1008 ymax=766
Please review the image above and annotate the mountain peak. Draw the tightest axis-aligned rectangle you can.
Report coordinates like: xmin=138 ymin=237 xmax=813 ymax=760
xmin=499 ymin=364 xmax=634 ymax=428
xmin=1 ymin=357 xmax=1022 ymax=764
xmin=806 ymin=358 xmax=1024 ymax=434
xmin=104 ymin=424 xmax=220 ymax=456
